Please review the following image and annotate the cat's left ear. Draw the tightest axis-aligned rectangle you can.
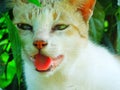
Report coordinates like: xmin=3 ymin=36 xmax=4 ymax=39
xmin=69 ymin=0 xmax=96 ymax=21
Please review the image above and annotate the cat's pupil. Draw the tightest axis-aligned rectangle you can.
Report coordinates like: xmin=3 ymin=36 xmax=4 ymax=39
xmin=17 ymin=23 xmax=33 ymax=31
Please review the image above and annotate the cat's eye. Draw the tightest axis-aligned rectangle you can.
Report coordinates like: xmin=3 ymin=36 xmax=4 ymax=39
xmin=52 ymin=24 xmax=69 ymax=31
xmin=17 ymin=23 xmax=33 ymax=31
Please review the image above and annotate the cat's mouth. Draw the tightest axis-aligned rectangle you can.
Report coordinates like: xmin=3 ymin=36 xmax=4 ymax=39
xmin=33 ymin=53 xmax=64 ymax=72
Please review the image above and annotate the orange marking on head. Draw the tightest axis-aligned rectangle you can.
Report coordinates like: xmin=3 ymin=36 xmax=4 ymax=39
xmin=69 ymin=0 xmax=76 ymax=5
xmin=79 ymin=0 xmax=96 ymax=21
xmin=53 ymin=12 xmax=58 ymax=20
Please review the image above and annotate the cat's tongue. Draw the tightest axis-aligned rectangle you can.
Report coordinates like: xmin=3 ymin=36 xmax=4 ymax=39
xmin=34 ymin=54 xmax=52 ymax=71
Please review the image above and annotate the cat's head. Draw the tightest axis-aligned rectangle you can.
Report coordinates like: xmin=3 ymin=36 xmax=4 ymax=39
xmin=5 ymin=0 xmax=96 ymax=76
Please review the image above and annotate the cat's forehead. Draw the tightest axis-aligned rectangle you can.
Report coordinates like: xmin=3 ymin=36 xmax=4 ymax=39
xmin=7 ymin=0 xmax=85 ymax=19
xmin=12 ymin=0 xmax=72 ymax=22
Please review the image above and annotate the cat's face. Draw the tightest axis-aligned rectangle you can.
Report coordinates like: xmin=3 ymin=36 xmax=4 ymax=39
xmin=10 ymin=0 xmax=95 ymax=75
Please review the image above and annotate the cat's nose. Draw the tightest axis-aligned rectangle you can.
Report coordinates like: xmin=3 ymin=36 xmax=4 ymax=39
xmin=33 ymin=40 xmax=48 ymax=49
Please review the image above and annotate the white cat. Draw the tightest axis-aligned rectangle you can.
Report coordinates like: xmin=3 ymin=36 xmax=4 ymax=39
xmin=7 ymin=0 xmax=120 ymax=90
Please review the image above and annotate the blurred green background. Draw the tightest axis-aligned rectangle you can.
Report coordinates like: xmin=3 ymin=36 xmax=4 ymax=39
xmin=0 ymin=0 xmax=120 ymax=90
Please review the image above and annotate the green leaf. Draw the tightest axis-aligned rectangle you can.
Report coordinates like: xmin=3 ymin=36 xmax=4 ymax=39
xmin=1 ymin=52 xmax=9 ymax=63
xmin=5 ymin=14 xmax=22 ymax=86
xmin=98 ymin=0 xmax=118 ymax=15
xmin=0 ymin=17 xmax=5 ymax=23
xmin=0 ymin=60 xmax=16 ymax=88
xmin=28 ymin=0 xmax=41 ymax=7
xmin=116 ymin=21 xmax=120 ymax=53
xmin=116 ymin=7 xmax=120 ymax=53
xmin=89 ymin=2 xmax=105 ymax=43
xmin=0 ymin=59 xmax=5 ymax=76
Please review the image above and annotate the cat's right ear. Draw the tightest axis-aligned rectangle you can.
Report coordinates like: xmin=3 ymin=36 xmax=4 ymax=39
xmin=68 ymin=0 xmax=96 ymax=22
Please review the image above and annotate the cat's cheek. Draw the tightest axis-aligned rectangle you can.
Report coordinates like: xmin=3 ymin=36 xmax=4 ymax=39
xmin=40 ymin=44 xmax=62 ymax=58
xmin=20 ymin=36 xmax=39 ymax=58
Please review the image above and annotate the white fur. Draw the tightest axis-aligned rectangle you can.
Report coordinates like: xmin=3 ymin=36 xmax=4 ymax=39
xmin=23 ymin=41 xmax=120 ymax=90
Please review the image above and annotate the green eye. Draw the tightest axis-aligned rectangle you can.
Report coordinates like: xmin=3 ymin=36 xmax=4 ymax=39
xmin=53 ymin=24 xmax=69 ymax=31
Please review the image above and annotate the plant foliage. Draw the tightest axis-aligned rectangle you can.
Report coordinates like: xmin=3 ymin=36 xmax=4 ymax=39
xmin=28 ymin=0 xmax=41 ymax=6
xmin=5 ymin=15 xmax=22 ymax=86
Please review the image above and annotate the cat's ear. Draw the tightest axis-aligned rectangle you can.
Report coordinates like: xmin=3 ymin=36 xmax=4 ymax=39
xmin=69 ymin=0 xmax=96 ymax=21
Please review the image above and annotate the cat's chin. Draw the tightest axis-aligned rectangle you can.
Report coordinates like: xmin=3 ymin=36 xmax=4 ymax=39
xmin=30 ymin=54 xmax=64 ymax=73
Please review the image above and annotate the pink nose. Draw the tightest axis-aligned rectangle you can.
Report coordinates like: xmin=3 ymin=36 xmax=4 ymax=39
xmin=33 ymin=40 xmax=48 ymax=49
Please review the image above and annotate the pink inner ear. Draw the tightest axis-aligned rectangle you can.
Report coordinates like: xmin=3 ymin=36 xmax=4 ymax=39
xmin=78 ymin=0 xmax=96 ymax=21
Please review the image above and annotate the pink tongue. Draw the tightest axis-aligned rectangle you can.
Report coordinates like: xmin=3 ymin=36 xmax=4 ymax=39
xmin=34 ymin=54 xmax=52 ymax=71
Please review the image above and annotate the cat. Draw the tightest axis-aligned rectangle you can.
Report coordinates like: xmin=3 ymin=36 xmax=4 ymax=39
xmin=5 ymin=0 xmax=120 ymax=90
